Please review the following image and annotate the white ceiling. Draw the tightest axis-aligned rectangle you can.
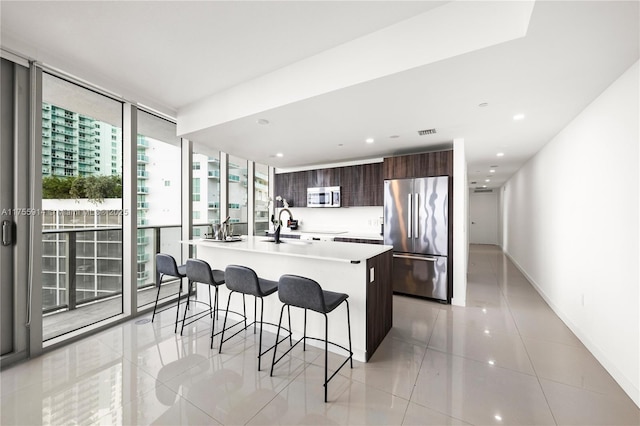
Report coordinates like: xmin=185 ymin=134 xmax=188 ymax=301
xmin=2 ymin=1 xmax=638 ymax=189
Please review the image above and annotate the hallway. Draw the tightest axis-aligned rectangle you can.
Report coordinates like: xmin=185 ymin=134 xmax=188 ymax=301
xmin=1 ymin=245 xmax=638 ymax=425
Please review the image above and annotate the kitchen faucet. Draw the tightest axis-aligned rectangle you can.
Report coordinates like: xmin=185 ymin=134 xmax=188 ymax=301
xmin=274 ymin=208 xmax=293 ymax=244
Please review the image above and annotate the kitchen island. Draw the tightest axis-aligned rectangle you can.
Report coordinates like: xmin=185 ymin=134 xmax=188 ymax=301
xmin=187 ymin=236 xmax=393 ymax=362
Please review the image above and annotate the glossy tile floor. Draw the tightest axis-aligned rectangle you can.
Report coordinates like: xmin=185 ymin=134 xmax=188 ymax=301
xmin=2 ymin=245 xmax=639 ymax=425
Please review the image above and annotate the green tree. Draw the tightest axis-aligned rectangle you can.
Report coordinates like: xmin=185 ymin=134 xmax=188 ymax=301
xmin=80 ymin=175 xmax=122 ymax=203
xmin=43 ymin=174 xmax=122 ymax=202
xmin=69 ymin=175 xmax=87 ymax=200
xmin=42 ymin=176 xmax=74 ymax=199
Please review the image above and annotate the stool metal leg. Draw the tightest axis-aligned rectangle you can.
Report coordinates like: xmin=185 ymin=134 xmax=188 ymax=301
xmin=218 ymin=291 xmax=235 ymax=350
xmin=346 ymin=300 xmax=353 ymax=368
xmin=179 ymin=281 xmax=190 ymax=335
xmin=257 ymin=297 xmax=264 ymax=370
xmin=303 ymin=309 xmax=307 ymax=351
xmin=173 ymin=280 xmax=182 ymax=333
xmin=324 ymin=313 xmax=329 ymax=403
xmin=151 ymin=273 xmax=163 ymax=322
xmin=270 ymin=304 xmax=286 ymax=377
xmin=214 ymin=286 xmax=219 ymax=320
xmin=287 ymin=306 xmax=293 ymax=346
xmin=208 ymin=286 xmax=213 ymax=318
xmin=242 ymin=294 xmax=247 ymax=329
xmin=254 ymin=297 xmax=257 ymax=334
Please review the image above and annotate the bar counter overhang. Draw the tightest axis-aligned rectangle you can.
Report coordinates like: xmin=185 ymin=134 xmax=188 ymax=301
xmin=184 ymin=236 xmax=393 ymax=362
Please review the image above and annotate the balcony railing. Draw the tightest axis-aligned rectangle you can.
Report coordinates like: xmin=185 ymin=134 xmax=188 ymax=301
xmin=42 ymin=224 xmax=183 ymax=316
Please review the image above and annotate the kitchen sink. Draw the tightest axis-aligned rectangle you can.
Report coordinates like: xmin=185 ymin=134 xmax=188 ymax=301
xmin=261 ymin=238 xmax=311 ymax=245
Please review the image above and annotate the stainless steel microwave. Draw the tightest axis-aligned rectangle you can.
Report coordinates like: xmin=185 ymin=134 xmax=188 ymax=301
xmin=307 ymin=186 xmax=341 ymax=207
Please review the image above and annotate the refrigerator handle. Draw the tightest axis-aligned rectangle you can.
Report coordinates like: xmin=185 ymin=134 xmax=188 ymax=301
xmin=407 ymin=193 xmax=412 ymax=239
xmin=414 ymin=193 xmax=419 ymax=239
xmin=393 ymin=254 xmax=437 ymax=262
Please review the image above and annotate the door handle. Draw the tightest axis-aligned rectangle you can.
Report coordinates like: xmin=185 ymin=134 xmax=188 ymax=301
xmin=393 ymin=254 xmax=437 ymax=262
xmin=2 ymin=220 xmax=12 ymax=246
xmin=407 ymin=194 xmax=412 ymax=239
xmin=414 ymin=193 xmax=419 ymax=239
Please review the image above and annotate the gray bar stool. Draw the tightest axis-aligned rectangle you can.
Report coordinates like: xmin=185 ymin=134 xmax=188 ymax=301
xmin=270 ymin=274 xmax=353 ymax=402
xmin=181 ymin=259 xmax=226 ymax=340
xmin=153 ymin=253 xmax=187 ymax=332
xmin=219 ymin=265 xmax=292 ymax=369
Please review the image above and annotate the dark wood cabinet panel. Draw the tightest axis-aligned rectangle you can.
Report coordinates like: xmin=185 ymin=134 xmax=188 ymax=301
xmin=383 ymin=150 xmax=453 ymax=179
xmin=276 ymin=150 xmax=452 ymax=207
xmin=382 ymin=155 xmax=413 ymax=179
xmin=366 ymin=250 xmax=393 ymax=360
xmin=275 ymin=162 xmax=383 ymax=207
xmin=334 ymin=237 xmax=382 ymax=244
xmin=412 ymin=150 xmax=453 ymax=177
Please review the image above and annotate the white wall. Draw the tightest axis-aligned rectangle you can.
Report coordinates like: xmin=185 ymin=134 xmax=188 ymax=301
xmin=452 ymin=138 xmax=468 ymax=307
xmin=279 ymin=206 xmax=384 ymax=237
xmin=500 ymin=61 xmax=639 ymax=407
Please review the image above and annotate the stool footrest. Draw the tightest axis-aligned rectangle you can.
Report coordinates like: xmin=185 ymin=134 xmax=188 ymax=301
xmin=271 ymin=335 xmax=352 ymax=373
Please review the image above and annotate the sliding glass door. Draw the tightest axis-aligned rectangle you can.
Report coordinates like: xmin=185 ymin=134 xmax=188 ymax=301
xmin=0 ymin=57 xmax=38 ymax=364
xmin=41 ymin=73 xmax=124 ymax=341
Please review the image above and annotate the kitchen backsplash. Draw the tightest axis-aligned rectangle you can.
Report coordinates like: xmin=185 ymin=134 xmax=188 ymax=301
xmin=275 ymin=206 xmax=383 ymax=235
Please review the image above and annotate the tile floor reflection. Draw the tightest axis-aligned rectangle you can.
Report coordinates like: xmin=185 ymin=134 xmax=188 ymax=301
xmin=1 ymin=245 xmax=639 ymax=425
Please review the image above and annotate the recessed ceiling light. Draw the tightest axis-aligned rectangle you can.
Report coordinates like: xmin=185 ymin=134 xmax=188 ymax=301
xmin=365 ymin=138 xmax=374 ymax=144
xmin=495 ymin=414 xmax=503 ymax=421
xmin=478 ymin=102 xmax=489 ymax=107
xmin=482 ymin=185 xmax=487 ymax=188
xmin=485 ymin=179 xmax=490 ymax=182
xmin=275 ymin=153 xmax=283 ymax=157
xmin=497 ymin=152 xmax=504 ymax=157
xmin=490 ymin=169 xmax=496 ymax=173
xmin=256 ymin=118 xmax=270 ymax=125
xmin=488 ymin=360 xmax=495 ymax=365
xmin=513 ymin=114 xmax=525 ymax=120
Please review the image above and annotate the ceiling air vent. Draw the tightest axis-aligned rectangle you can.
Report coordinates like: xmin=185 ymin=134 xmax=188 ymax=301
xmin=418 ymin=128 xmax=437 ymax=136
xmin=474 ymin=188 xmax=494 ymax=193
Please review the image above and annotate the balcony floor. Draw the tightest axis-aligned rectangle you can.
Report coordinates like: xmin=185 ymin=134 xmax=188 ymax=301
xmin=43 ymin=280 xmax=182 ymax=341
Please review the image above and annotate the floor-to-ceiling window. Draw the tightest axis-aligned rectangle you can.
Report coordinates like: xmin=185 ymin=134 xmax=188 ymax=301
xmin=228 ymin=155 xmax=248 ymax=235
xmin=41 ymin=72 xmax=123 ymax=341
xmin=135 ymin=110 xmax=181 ymax=310
xmin=192 ymin=150 xmax=220 ymax=237
xmin=254 ymin=163 xmax=270 ymax=236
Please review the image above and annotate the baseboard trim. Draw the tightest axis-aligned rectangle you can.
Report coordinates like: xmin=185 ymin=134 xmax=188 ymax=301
xmin=503 ymin=250 xmax=639 ymax=408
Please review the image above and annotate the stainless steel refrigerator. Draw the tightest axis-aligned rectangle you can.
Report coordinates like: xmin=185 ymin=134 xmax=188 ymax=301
xmin=383 ymin=176 xmax=449 ymax=301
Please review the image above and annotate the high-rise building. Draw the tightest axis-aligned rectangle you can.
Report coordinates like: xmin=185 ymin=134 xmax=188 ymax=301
xmin=42 ymin=103 xmax=122 ymax=178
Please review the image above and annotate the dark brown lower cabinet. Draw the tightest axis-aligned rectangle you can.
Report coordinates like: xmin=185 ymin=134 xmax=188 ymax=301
xmin=365 ymin=250 xmax=393 ymax=360
xmin=334 ymin=237 xmax=382 ymax=244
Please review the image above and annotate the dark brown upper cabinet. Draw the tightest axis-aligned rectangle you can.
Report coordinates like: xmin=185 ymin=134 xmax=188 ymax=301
xmin=383 ymin=150 xmax=453 ymax=179
xmin=274 ymin=162 xmax=384 ymax=207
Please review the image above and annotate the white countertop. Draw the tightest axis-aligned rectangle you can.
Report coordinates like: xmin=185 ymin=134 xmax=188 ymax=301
xmin=188 ymin=235 xmax=391 ymax=263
